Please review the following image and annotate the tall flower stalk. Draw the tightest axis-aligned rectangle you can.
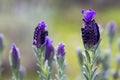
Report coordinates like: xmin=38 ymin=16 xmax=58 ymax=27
xmin=33 ymin=21 xmax=54 ymax=80
xmin=0 ymin=34 xmax=4 ymax=76
xmin=81 ymin=9 xmax=100 ymax=80
xmin=56 ymin=43 xmax=66 ymax=80
xmin=9 ymin=43 xmax=20 ymax=80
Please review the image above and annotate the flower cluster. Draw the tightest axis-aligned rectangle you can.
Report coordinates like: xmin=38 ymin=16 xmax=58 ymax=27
xmin=33 ymin=21 xmax=66 ymax=80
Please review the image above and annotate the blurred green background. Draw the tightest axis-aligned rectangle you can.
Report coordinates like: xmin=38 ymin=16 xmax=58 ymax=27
xmin=0 ymin=0 xmax=120 ymax=80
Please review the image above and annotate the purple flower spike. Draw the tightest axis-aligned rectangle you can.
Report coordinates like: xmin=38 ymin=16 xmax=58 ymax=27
xmin=107 ymin=21 xmax=116 ymax=37
xmin=56 ymin=43 xmax=65 ymax=57
xmin=45 ymin=38 xmax=54 ymax=61
xmin=9 ymin=43 xmax=20 ymax=69
xmin=33 ymin=21 xmax=48 ymax=48
xmin=0 ymin=34 xmax=4 ymax=51
xmin=81 ymin=9 xmax=100 ymax=49
xmin=81 ymin=9 xmax=96 ymax=22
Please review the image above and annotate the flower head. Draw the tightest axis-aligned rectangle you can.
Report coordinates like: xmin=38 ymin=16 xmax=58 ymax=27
xmin=81 ymin=9 xmax=96 ymax=22
xmin=45 ymin=38 xmax=54 ymax=61
xmin=9 ymin=43 xmax=20 ymax=69
xmin=33 ymin=21 xmax=48 ymax=48
xmin=81 ymin=9 xmax=100 ymax=50
xmin=0 ymin=34 xmax=4 ymax=52
xmin=56 ymin=43 xmax=65 ymax=57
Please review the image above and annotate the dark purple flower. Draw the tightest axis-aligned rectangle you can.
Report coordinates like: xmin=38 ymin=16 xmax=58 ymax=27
xmin=45 ymin=38 xmax=54 ymax=61
xmin=9 ymin=43 xmax=20 ymax=69
xmin=56 ymin=43 xmax=65 ymax=57
xmin=81 ymin=9 xmax=96 ymax=22
xmin=81 ymin=9 xmax=100 ymax=49
xmin=33 ymin=21 xmax=48 ymax=48
xmin=0 ymin=34 xmax=4 ymax=52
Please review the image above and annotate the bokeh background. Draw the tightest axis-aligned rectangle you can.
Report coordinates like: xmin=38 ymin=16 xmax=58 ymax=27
xmin=0 ymin=0 xmax=120 ymax=80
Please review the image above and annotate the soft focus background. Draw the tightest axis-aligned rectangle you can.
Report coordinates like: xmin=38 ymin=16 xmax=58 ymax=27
xmin=0 ymin=0 xmax=120 ymax=80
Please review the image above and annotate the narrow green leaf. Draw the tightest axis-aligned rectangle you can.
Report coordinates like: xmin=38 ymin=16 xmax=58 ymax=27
xmin=91 ymin=55 xmax=98 ymax=69
xmin=91 ymin=66 xmax=97 ymax=80
xmin=83 ymin=72 xmax=89 ymax=80
xmin=84 ymin=63 xmax=90 ymax=75
xmin=85 ymin=50 xmax=91 ymax=63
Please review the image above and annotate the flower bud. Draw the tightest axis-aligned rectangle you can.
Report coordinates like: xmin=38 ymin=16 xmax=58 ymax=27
xmin=9 ymin=43 xmax=20 ymax=70
xmin=45 ymin=38 xmax=54 ymax=61
xmin=116 ymin=54 xmax=120 ymax=66
xmin=56 ymin=43 xmax=65 ymax=58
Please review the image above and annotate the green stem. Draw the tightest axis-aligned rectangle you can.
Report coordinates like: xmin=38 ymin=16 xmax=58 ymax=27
xmin=12 ymin=71 xmax=20 ymax=80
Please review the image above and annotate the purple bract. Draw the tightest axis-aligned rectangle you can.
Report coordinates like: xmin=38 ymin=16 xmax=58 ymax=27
xmin=81 ymin=9 xmax=96 ymax=22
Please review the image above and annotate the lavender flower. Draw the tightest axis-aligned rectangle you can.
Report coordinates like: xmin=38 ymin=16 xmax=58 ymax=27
xmin=81 ymin=9 xmax=100 ymax=50
xmin=107 ymin=21 xmax=116 ymax=44
xmin=45 ymin=38 xmax=54 ymax=61
xmin=56 ymin=43 xmax=65 ymax=57
xmin=33 ymin=21 xmax=48 ymax=48
xmin=56 ymin=43 xmax=66 ymax=80
xmin=33 ymin=21 xmax=54 ymax=80
xmin=9 ymin=43 xmax=20 ymax=69
xmin=0 ymin=34 xmax=4 ymax=52
xmin=80 ymin=9 xmax=101 ymax=80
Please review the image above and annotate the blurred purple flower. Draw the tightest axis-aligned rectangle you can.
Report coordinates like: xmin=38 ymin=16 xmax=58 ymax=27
xmin=9 ymin=43 xmax=20 ymax=69
xmin=56 ymin=43 xmax=65 ymax=57
xmin=33 ymin=21 xmax=48 ymax=48
xmin=81 ymin=9 xmax=100 ymax=49
xmin=0 ymin=34 xmax=4 ymax=52
xmin=45 ymin=38 xmax=54 ymax=61
xmin=107 ymin=21 xmax=116 ymax=44
xmin=81 ymin=9 xmax=96 ymax=22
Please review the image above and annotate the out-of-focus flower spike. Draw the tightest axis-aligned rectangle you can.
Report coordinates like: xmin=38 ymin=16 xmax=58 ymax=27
xmin=118 ymin=38 xmax=120 ymax=51
xmin=76 ymin=47 xmax=84 ymax=67
xmin=9 ymin=43 xmax=21 ymax=80
xmin=9 ymin=43 xmax=20 ymax=70
xmin=116 ymin=54 xmax=120 ymax=66
xmin=107 ymin=21 xmax=116 ymax=45
xmin=19 ymin=65 xmax=25 ymax=80
xmin=0 ymin=34 xmax=4 ymax=53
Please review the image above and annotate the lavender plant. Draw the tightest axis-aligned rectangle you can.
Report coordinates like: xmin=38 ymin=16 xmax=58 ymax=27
xmin=0 ymin=34 xmax=4 ymax=76
xmin=56 ymin=43 xmax=66 ymax=80
xmin=80 ymin=9 xmax=100 ymax=80
xmin=9 ymin=43 xmax=20 ymax=80
xmin=33 ymin=21 xmax=54 ymax=80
